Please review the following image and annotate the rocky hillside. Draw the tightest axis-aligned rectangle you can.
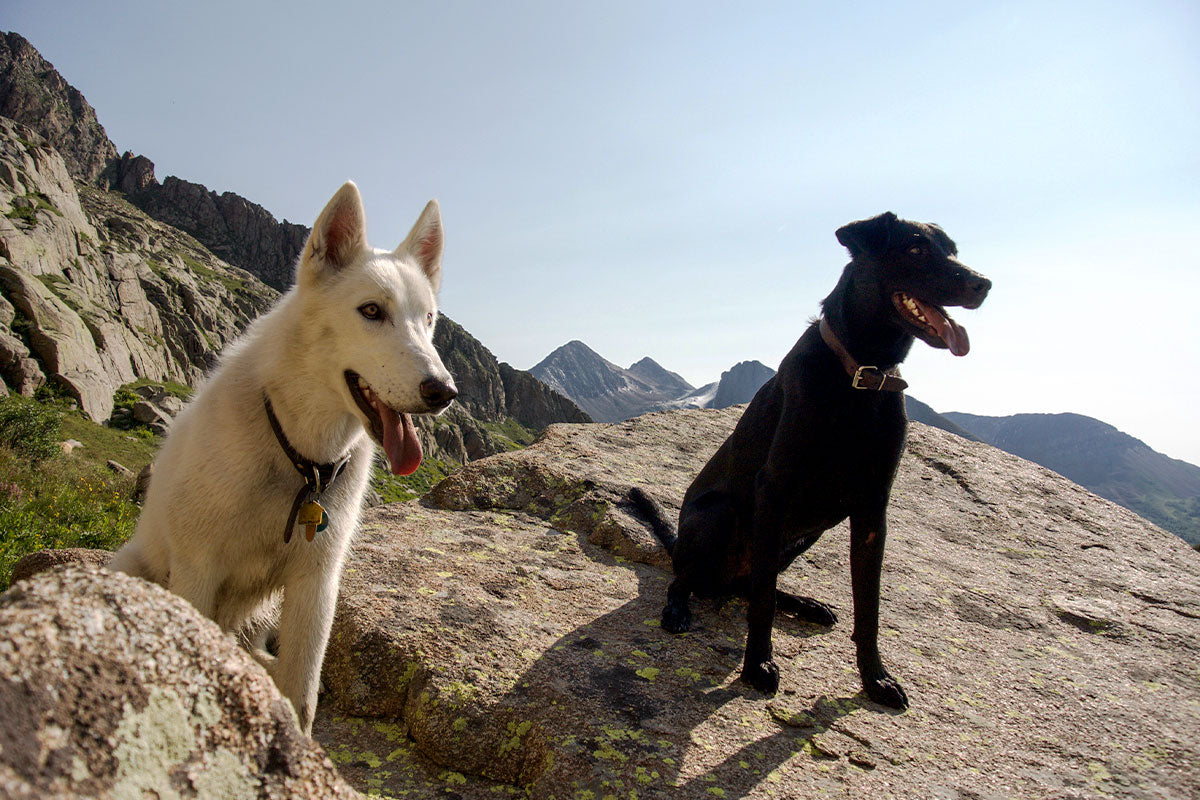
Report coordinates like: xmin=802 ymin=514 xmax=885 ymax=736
xmin=0 ymin=116 xmax=275 ymax=420
xmin=0 ymin=32 xmax=117 ymax=184
xmin=6 ymin=412 xmax=1197 ymax=797
xmin=946 ymin=411 xmax=1200 ymax=546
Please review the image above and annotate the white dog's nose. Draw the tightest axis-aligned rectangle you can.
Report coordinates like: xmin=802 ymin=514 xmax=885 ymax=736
xmin=419 ymin=377 xmax=457 ymax=410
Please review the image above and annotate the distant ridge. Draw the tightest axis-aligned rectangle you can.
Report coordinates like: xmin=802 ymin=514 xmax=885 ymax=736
xmin=945 ymin=411 xmax=1200 ymax=545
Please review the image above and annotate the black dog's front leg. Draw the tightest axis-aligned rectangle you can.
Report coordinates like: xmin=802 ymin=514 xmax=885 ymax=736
xmin=849 ymin=507 xmax=908 ymax=709
xmin=740 ymin=474 xmax=785 ymax=694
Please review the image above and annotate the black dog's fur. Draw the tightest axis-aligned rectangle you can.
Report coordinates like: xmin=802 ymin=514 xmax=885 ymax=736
xmin=633 ymin=212 xmax=990 ymax=708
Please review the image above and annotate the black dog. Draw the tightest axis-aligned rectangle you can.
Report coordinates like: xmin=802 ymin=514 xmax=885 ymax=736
xmin=633 ymin=212 xmax=990 ymax=708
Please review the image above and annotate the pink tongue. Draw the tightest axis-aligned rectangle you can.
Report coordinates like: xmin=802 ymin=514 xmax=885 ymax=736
xmin=376 ymin=402 xmax=423 ymax=475
xmin=930 ymin=311 xmax=970 ymax=357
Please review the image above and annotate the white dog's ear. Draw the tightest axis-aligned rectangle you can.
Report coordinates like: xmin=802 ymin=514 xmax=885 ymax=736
xmin=299 ymin=181 xmax=368 ymax=284
xmin=397 ymin=200 xmax=443 ymax=292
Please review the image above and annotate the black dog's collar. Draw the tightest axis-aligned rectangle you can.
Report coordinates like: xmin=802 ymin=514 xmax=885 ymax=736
xmin=818 ymin=318 xmax=909 ymax=392
xmin=264 ymin=394 xmax=351 ymax=542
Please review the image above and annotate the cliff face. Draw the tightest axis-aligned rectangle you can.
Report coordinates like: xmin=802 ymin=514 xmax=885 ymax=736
xmin=118 ymin=166 xmax=310 ymax=292
xmin=0 ymin=32 xmax=118 ymax=185
xmin=0 ymin=118 xmax=275 ymax=419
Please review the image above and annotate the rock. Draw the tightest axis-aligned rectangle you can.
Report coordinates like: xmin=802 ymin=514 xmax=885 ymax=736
xmin=8 ymin=547 xmax=111 ymax=584
xmin=133 ymin=462 xmax=153 ymax=503
xmin=0 ymin=565 xmax=360 ymax=798
xmin=316 ymin=413 xmax=1200 ymax=799
xmin=106 ymin=459 xmax=135 ymax=478
xmin=157 ymin=394 xmax=184 ymax=416
xmin=131 ymin=399 xmax=170 ymax=426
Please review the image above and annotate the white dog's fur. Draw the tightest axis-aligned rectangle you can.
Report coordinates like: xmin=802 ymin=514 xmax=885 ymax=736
xmin=110 ymin=181 xmax=455 ymax=733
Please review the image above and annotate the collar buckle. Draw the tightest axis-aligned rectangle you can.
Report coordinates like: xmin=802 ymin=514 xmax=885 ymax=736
xmin=852 ymin=365 xmax=884 ymax=390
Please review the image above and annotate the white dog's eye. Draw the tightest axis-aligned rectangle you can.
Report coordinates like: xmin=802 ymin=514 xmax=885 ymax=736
xmin=359 ymin=303 xmax=383 ymax=321
xmin=426 ymin=312 xmax=434 ymax=326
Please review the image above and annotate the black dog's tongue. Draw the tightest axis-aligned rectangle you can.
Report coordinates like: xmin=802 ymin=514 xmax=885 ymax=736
xmin=912 ymin=297 xmax=970 ymax=356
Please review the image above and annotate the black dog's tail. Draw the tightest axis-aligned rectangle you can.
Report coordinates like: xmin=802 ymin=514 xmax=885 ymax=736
xmin=629 ymin=487 xmax=677 ymax=554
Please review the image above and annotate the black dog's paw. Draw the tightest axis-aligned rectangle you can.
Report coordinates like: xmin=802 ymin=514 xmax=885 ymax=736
xmin=776 ymin=592 xmax=838 ymax=626
xmin=661 ymin=602 xmax=692 ymax=634
xmin=864 ymin=672 xmax=909 ymax=709
xmin=740 ymin=659 xmax=780 ymax=694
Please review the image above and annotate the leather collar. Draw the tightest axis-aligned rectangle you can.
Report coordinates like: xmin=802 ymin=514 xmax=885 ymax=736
xmin=818 ymin=318 xmax=908 ymax=392
xmin=264 ymin=394 xmax=351 ymax=542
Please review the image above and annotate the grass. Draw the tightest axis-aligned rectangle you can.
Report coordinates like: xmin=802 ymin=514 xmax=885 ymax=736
xmin=0 ymin=445 xmax=139 ymax=590
xmin=481 ymin=418 xmax=539 ymax=450
xmin=0 ymin=395 xmax=156 ymax=589
xmin=371 ymin=456 xmax=455 ymax=504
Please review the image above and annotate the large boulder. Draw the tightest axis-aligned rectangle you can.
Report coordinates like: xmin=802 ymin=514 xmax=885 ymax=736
xmin=0 ymin=565 xmax=360 ymax=799
xmin=317 ymin=411 xmax=1200 ymax=798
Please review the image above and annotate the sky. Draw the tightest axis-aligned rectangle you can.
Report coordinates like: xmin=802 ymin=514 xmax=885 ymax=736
xmin=9 ymin=1 xmax=1200 ymax=465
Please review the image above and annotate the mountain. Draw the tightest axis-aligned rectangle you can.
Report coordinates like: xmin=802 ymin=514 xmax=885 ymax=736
xmin=709 ymin=360 xmax=775 ymax=409
xmin=529 ymin=341 xmax=685 ymax=422
xmin=945 ymin=411 xmax=1200 ymax=545
xmin=0 ymin=31 xmax=586 ymax=466
xmin=0 ymin=32 xmax=117 ymax=184
xmin=626 ymin=357 xmax=692 ymax=398
xmin=904 ymin=396 xmax=980 ymax=441
xmin=532 ymin=338 xmax=778 ymax=420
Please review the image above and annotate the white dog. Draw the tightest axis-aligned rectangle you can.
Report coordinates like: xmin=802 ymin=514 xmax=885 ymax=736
xmin=111 ymin=181 xmax=457 ymax=733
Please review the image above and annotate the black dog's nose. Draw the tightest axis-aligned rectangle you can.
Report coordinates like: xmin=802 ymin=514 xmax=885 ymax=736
xmin=419 ymin=378 xmax=457 ymax=410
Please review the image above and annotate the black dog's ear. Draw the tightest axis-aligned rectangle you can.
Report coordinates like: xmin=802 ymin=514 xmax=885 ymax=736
xmin=835 ymin=212 xmax=898 ymax=259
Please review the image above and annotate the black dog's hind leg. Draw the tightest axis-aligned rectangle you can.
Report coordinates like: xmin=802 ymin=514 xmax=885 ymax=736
xmin=849 ymin=507 xmax=908 ymax=709
xmin=661 ymin=577 xmax=692 ymax=633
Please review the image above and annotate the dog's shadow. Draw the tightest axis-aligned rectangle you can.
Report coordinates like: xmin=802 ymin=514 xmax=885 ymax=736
xmin=461 ymin=537 xmax=889 ymax=798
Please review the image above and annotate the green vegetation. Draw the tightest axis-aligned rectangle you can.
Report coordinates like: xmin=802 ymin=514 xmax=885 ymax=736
xmin=481 ymin=418 xmax=539 ymax=450
xmin=0 ymin=396 xmax=152 ymax=589
xmin=182 ymin=254 xmax=247 ymax=294
xmin=0 ymin=394 xmax=63 ymax=463
xmin=372 ymin=456 xmax=455 ymax=504
xmin=4 ymin=192 xmax=61 ymax=225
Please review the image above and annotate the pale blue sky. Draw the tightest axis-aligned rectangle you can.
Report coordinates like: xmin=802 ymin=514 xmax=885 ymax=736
xmin=10 ymin=1 xmax=1200 ymax=464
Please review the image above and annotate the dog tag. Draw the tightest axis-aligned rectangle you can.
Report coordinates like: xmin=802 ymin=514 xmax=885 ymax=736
xmin=298 ymin=499 xmax=325 ymax=541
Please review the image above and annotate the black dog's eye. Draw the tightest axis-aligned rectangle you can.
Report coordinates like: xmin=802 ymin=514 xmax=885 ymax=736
xmin=359 ymin=303 xmax=383 ymax=321
xmin=908 ymin=244 xmax=926 ymax=256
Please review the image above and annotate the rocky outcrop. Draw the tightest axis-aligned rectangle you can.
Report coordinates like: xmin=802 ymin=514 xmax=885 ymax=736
xmin=0 ymin=32 xmax=118 ymax=185
xmin=0 ymin=117 xmax=276 ymax=419
xmin=317 ymin=412 xmax=1200 ymax=798
xmin=0 ymin=565 xmax=359 ymax=799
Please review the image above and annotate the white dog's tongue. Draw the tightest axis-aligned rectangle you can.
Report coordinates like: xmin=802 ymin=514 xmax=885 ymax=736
xmin=378 ymin=404 xmax=422 ymax=475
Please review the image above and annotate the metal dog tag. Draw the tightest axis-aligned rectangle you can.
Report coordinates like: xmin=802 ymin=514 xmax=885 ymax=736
xmin=298 ymin=499 xmax=325 ymax=541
